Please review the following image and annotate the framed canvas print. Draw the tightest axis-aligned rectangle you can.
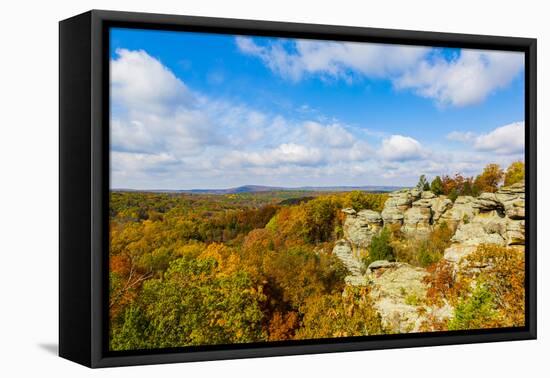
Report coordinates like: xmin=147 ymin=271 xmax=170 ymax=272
xmin=59 ymin=10 xmax=537 ymax=368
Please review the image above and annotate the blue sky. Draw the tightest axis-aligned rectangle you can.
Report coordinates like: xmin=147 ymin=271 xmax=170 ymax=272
xmin=110 ymin=28 xmax=525 ymax=190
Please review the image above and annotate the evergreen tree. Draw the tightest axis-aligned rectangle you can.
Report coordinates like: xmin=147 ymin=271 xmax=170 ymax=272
xmin=430 ymin=176 xmax=444 ymax=195
xmin=416 ymin=175 xmax=428 ymax=192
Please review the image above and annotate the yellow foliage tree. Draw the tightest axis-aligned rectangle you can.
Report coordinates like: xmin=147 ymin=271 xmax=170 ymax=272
xmin=504 ymin=161 xmax=525 ymax=186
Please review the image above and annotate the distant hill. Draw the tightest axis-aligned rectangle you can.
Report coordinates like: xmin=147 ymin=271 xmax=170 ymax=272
xmin=121 ymin=185 xmax=406 ymax=194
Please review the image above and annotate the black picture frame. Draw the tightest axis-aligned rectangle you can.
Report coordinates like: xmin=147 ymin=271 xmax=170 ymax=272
xmin=59 ymin=9 xmax=537 ymax=368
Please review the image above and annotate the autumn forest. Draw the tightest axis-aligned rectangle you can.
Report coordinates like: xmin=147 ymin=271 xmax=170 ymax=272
xmin=109 ymin=161 xmax=526 ymax=351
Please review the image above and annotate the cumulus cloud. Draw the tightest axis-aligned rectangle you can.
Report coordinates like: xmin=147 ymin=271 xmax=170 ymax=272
xmin=446 ymin=131 xmax=476 ymax=142
xmin=111 ymin=48 xmax=192 ymax=113
xmin=236 ymin=36 xmax=428 ymax=82
xmin=394 ymin=50 xmax=524 ymax=107
xmin=473 ymin=122 xmax=525 ymax=154
xmin=109 ymin=46 xmax=524 ymax=190
xmin=445 ymin=122 xmax=525 ymax=155
xmin=303 ymin=121 xmax=355 ymax=147
xmin=236 ymin=38 xmax=524 ymax=107
xmin=379 ymin=135 xmax=425 ymax=161
xmin=226 ymin=143 xmax=324 ymax=168
xmin=111 ymin=49 xmax=222 ymax=159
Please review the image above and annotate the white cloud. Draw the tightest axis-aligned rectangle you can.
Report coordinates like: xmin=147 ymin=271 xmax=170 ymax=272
xmin=446 ymin=131 xmax=476 ymax=142
xmin=111 ymin=49 xmax=222 ymax=159
xmin=111 ymin=49 xmax=192 ymax=113
xmin=236 ymin=38 xmax=524 ymax=107
xmin=226 ymin=143 xmax=324 ymax=168
xmin=303 ymin=121 xmax=355 ymax=147
xmin=445 ymin=122 xmax=525 ymax=155
xmin=236 ymin=37 xmax=428 ymax=82
xmin=379 ymin=135 xmax=424 ymax=161
xmin=394 ymin=50 xmax=524 ymax=107
xmin=109 ymin=47 xmax=524 ymax=190
xmin=473 ymin=121 xmax=525 ymax=154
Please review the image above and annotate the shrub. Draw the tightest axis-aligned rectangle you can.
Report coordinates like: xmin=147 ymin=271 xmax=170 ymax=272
xmin=462 ymin=244 xmax=525 ymax=327
xmin=448 ymin=283 xmax=498 ymax=330
xmin=295 ymin=287 xmax=386 ymax=339
xmin=423 ymin=243 xmax=525 ymax=330
xmin=393 ymin=222 xmax=452 ymax=267
xmin=364 ymin=227 xmax=394 ymax=267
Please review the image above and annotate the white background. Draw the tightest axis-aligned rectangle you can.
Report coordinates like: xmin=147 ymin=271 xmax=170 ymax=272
xmin=0 ymin=0 xmax=546 ymax=376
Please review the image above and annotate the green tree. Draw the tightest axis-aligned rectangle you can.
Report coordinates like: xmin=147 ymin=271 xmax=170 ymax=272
xmin=423 ymin=181 xmax=430 ymax=191
xmin=416 ymin=175 xmax=428 ymax=192
xmin=504 ymin=161 xmax=525 ymax=186
xmin=462 ymin=179 xmax=473 ymax=196
xmin=364 ymin=227 xmax=394 ymax=267
xmin=448 ymin=284 xmax=497 ymax=330
xmin=448 ymin=188 xmax=459 ymax=202
xmin=430 ymin=176 xmax=444 ymax=195
xmin=110 ymin=256 xmax=266 ymax=350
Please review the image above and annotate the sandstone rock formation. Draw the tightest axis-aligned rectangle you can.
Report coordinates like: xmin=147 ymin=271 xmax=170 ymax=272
xmin=366 ymin=260 xmax=429 ymax=332
xmin=332 ymin=182 xmax=526 ymax=323
xmin=381 ymin=189 xmax=421 ymax=226
xmin=438 ymin=195 xmax=478 ymax=230
xmin=330 ymin=182 xmax=526 ymax=333
xmin=332 ymin=239 xmax=367 ymax=286
xmin=342 ymin=208 xmax=383 ymax=253
xmin=443 ymin=181 xmax=525 ymax=264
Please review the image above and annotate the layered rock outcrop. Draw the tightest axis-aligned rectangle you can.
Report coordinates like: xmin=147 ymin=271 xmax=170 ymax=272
xmin=342 ymin=208 xmax=383 ymax=254
xmin=331 ymin=181 xmax=526 ymax=332
xmin=443 ymin=181 xmax=525 ymax=264
xmin=333 ymin=181 xmax=525 ymax=280
xmin=366 ymin=260 xmax=428 ymax=332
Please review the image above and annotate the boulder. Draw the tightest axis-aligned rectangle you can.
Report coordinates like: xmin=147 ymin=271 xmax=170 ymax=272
xmin=438 ymin=196 xmax=478 ymax=230
xmin=431 ymin=196 xmax=453 ymax=223
xmin=381 ymin=207 xmax=405 ymax=225
xmin=473 ymin=192 xmax=503 ymax=212
xmin=496 ymin=181 xmax=525 ymax=217
xmin=381 ymin=189 xmax=420 ymax=225
xmin=421 ymin=191 xmax=436 ymax=199
xmin=367 ymin=262 xmax=428 ymax=333
xmin=332 ymin=239 xmax=367 ymax=286
xmin=506 ymin=204 xmax=525 ymax=220
xmin=341 ymin=207 xmax=356 ymax=216
xmin=443 ymin=244 xmax=477 ymax=264
xmin=343 ymin=209 xmax=383 ymax=251
xmin=366 ymin=259 xmax=396 ymax=272
xmin=451 ymin=223 xmax=506 ymax=246
xmin=402 ymin=206 xmax=432 ymax=235
xmin=506 ymin=219 xmax=525 ymax=245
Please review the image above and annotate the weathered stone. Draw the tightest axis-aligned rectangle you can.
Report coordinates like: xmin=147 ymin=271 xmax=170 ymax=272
xmin=385 ymin=189 xmax=421 ymax=209
xmin=332 ymin=239 xmax=366 ymax=286
xmin=496 ymin=181 xmax=525 ymax=213
xmin=381 ymin=207 xmax=405 ymax=225
xmin=443 ymin=244 xmax=477 ymax=264
xmin=402 ymin=206 xmax=432 ymax=235
xmin=367 ymin=262 xmax=428 ymax=333
xmin=421 ymin=191 xmax=436 ymax=199
xmin=366 ymin=260 xmax=395 ymax=272
xmin=473 ymin=192 xmax=503 ymax=212
xmin=451 ymin=222 xmax=506 ymax=246
xmin=439 ymin=196 xmax=478 ymax=229
xmin=506 ymin=219 xmax=525 ymax=245
xmin=341 ymin=207 xmax=356 ymax=215
xmin=381 ymin=188 xmax=421 ymax=225
xmin=343 ymin=209 xmax=383 ymax=251
xmin=431 ymin=196 xmax=453 ymax=222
